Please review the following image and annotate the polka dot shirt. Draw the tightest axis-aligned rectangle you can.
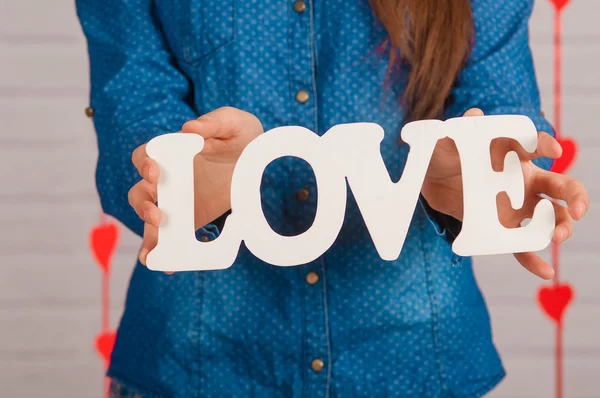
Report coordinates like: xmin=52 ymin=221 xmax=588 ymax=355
xmin=76 ymin=0 xmax=553 ymax=396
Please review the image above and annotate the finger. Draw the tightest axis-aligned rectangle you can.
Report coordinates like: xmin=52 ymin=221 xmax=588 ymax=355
xmin=534 ymin=132 xmax=562 ymax=160
xmin=463 ymin=108 xmax=484 ymax=117
xmin=514 ymin=251 xmax=555 ymax=280
xmin=139 ymin=222 xmax=158 ymax=266
xmin=139 ymin=224 xmax=173 ymax=275
xmin=506 ymin=132 xmax=562 ymax=162
xmin=552 ymin=200 xmax=573 ymax=244
xmin=131 ymin=144 xmax=147 ymax=171
xmin=141 ymin=200 xmax=162 ymax=227
xmin=181 ymin=106 xmax=262 ymax=141
xmin=128 ymin=181 xmax=160 ymax=226
xmin=132 ymin=148 xmax=160 ymax=184
xmin=137 ymin=157 xmax=161 ymax=183
xmin=533 ymin=171 xmax=589 ymax=220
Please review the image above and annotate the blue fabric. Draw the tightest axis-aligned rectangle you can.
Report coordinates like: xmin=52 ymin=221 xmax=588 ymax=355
xmin=77 ymin=0 xmax=553 ymax=396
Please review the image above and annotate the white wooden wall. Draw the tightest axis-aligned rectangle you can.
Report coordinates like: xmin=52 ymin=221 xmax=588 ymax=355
xmin=0 ymin=0 xmax=597 ymax=397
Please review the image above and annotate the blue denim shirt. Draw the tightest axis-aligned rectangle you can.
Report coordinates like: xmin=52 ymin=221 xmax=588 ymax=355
xmin=77 ymin=0 xmax=553 ymax=396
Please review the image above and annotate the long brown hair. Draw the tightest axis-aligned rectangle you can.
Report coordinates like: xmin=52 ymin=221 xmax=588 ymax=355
xmin=370 ymin=0 xmax=474 ymax=122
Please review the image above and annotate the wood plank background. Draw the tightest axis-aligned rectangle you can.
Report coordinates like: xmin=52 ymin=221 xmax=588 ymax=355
xmin=0 ymin=0 xmax=597 ymax=396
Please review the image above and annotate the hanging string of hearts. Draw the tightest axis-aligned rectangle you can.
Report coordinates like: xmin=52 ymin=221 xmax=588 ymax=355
xmin=89 ymin=212 xmax=119 ymax=397
xmin=537 ymin=1 xmax=577 ymax=398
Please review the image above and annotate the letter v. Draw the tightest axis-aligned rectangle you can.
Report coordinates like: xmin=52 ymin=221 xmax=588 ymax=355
xmin=324 ymin=121 xmax=445 ymax=261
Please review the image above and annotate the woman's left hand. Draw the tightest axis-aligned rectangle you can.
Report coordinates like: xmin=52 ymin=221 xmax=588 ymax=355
xmin=421 ymin=108 xmax=589 ymax=280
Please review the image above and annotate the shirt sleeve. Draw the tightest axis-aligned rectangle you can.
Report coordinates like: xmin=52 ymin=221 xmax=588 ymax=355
xmin=76 ymin=0 xmax=218 ymax=239
xmin=446 ymin=0 xmax=555 ymax=171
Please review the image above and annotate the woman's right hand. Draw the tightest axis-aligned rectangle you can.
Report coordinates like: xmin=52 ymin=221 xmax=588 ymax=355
xmin=128 ymin=107 xmax=264 ymax=266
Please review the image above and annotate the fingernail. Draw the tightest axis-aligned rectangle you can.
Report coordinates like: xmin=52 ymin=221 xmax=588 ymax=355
xmin=147 ymin=207 xmax=155 ymax=224
xmin=148 ymin=164 xmax=159 ymax=182
xmin=139 ymin=249 xmax=147 ymax=265
xmin=555 ymin=141 xmax=563 ymax=157
xmin=576 ymin=202 xmax=586 ymax=218
xmin=151 ymin=208 xmax=162 ymax=226
xmin=553 ymin=227 xmax=563 ymax=242
xmin=559 ymin=227 xmax=567 ymax=242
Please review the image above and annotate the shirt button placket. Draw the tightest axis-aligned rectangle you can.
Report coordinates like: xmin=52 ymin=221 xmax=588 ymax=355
xmin=289 ymin=1 xmax=329 ymax=396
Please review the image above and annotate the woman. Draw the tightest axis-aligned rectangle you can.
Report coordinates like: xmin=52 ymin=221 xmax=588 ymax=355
xmin=77 ymin=0 xmax=588 ymax=397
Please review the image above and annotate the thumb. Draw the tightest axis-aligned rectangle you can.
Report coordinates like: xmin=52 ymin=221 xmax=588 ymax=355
xmin=181 ymin=106 xmax=262 ymax=141
xmin=463 ymin=108 xmax=484 ymax=117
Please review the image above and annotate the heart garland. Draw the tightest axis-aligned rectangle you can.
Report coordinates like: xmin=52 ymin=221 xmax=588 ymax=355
xmin=536 ymin=2 xmax=578 ymax=398
xmin=95 ymin=330 xmax=117 ymax=367
xmin=90 ymin=222 xmax=119 ymax=275
xmin=89 ymin=214 xmax=120 ymax=397
xmin=538 ymin=283 xmax=574 ymax=323
xmin=549 ymin=0 xmax=570 ymax=11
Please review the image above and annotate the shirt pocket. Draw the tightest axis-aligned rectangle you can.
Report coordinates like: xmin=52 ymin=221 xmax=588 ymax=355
xmin=178 ymin=0 xmax=235 ymax=65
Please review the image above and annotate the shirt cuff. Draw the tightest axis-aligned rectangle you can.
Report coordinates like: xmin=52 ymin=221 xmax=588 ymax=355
xmin=194 ymin=210 xmax=230 ymax=241
xmin=418 ymin=194 xmax=462 ymax=243
xmin=195 ymin=224 xmax=220 ymax=242
xmin=528 ymin=111 xmax=555 ymax=171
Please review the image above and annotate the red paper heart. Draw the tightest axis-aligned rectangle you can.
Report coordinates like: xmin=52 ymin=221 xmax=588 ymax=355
xmin=537 ymin=283 xmax=574 ymax=323
xmin=550 ymin=137 xmax=577 ymax=174
xmin=548 ymin=0 xmax=570 ymax=11
xmin=95 ymin=330 xmax=117 ymax=367
xmin=90 ymin=222 xmax=119 ymax=275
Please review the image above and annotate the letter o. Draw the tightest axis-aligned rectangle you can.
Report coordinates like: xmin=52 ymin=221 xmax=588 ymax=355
xmin=230 ymin=126 xmax=347 ymax=266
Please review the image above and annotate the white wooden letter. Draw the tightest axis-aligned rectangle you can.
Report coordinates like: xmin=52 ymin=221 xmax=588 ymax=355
xmin=448 ymin=115 xmax=555 ymax=256
xmin=231 ymin=126 xmax=347 ymax=266
xmin=325 ymin=122 xmax=445 ymax=260
xmin=145 ymin=134 xmax=242 ymax=271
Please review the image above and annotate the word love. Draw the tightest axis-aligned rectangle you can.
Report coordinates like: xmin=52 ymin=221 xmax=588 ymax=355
xmin=145 ymin=116 xmax=555 ymax=272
